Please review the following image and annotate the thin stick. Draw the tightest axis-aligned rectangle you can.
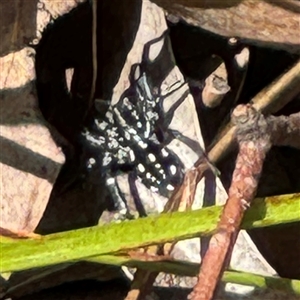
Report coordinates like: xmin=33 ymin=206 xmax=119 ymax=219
xmin=189 ymin=105 xmax=299 ymax=300
xmin=207 ymin=59 xmax=300 ymax=165
xmin=125 ymin=55 xmax=300 ymax=300
xmin=86 ymin=0 xmax=97 ymax=118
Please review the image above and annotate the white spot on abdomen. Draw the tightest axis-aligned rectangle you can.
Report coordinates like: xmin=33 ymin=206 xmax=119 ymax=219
xmin=161 ymin=148 xmax=169 ymax=157
xmin=129 ymin=150 xmax=135 ymax=162
xmin=106 ymin=177 xmax=115 ymax=185
xmin=167 ymin=184 xmax=174 ymax=191
xmin=138 ymin=141 xmax=148 ymax=149
xmin=137 ymin=163 xmax=145 ymax=173
xmin=169 ymin=165 xmax=177 ymax=175
xmin=148 ymin=153 xmax=156 ymax=162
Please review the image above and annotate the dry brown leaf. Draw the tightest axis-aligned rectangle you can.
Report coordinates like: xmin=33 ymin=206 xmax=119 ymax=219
xmin=0 ymin=77 xmax=65 ymax=236
xmin=0 ymin=1 xmax=89 ymax=237
xmin=154 ymin=0 xmax=300 ymax=53
xmin=0 ymin=0 xmax=37 ymax=56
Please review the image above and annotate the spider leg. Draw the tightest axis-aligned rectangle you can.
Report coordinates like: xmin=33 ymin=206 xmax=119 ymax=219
xmin=166 ymin=129 xmax=203 ymax=154
xmin=155 ymin=89 xmax=189 ymax=143
xmin=106 ymin=176 xmax=126 ymax=211
xmin=105 ymin=174 xmax=133 ymax=219
xmin=94 ymin=99 xmax=110 ymax=114
xmin=128 ymin=172 xmax=147 ymax=217
xmin=142 ymin=31 xmax=169 ymax=64
xmin=166 ymin=129 xmax=220 ymax=176
xmin=161 ymin=89 xmax=190 ymax=128
xmin=156 ymin=84 xmax=220 ymax=176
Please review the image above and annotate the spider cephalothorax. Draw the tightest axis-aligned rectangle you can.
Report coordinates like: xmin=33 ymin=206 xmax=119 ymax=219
xmin=82 ymin=36 xmax=199 ymax=217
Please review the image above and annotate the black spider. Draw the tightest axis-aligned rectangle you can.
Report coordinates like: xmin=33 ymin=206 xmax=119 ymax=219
xmin=82 ymin=36 xmax=202 ymax=218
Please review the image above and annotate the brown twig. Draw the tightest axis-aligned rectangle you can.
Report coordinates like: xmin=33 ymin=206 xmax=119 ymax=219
xmin=179 ymin=60 xmax=300 ymax=222
xmin=268 ymin=112 xmax=300 ymax=149
xmin=125 ymin=269 xmax=160 ymax=300
xmin=124 ymin=56 xmax=300 ymax=300
xmin=186 ymin=59 xmax=300 ymax=300
xmin=189 ymin=105 xmax=299 ymax=300
xmin=207 ymin=59 xmax=300 ymax=166
xmin=125 ymin=58 xmax=300 ymax=300
xmin=172 ymin=58 xmax=300 ymax=222
xmin=124 ymin=165 xmax=206 ymax=300
xmin=124 ymin=171 xmax=198 ymax=300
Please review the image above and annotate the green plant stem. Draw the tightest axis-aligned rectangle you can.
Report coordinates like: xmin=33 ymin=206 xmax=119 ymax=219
xmin=1 ymin=193 xmax=299 ymax=273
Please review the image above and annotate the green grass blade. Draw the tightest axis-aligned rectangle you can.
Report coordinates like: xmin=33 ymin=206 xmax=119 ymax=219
xmin=89 ymin=255 xmax=300 ymax=295
xmin=1 ymin=193 xmax=299 ymax=273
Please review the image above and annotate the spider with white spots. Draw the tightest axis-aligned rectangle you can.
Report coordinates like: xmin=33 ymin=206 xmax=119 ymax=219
xmin=82 ymin=36 xmax=201 ymax=218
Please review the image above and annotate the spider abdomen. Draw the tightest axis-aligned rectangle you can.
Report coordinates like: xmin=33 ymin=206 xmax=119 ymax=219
xmin=131 ymin=140 xmax=184 ymax=197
